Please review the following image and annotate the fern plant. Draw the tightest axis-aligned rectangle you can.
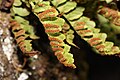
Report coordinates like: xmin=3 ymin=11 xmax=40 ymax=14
xmin=8 ymin=0 xmax=120 ymax=69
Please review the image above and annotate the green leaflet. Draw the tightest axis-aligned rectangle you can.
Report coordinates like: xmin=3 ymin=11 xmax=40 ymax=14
xmin=37 ymin=1 xmax=50 ymax=6
xmin=13 ymin=0 xmax=22 ymax=6
xmin=103 ymin=42 xmax=113 ymax=52
xmin=51 ymin=0 xmax=67 ymax=7
xmin=12 ymin=0 xmax=30 ymax=16
xmin=42 ymin=18 xmax=64 ymax=36
xmin=93 ymin=33 xmax=107 ymax=43
xmin=98 ymin=42 xmax=120 ymax=55
xmin=29 ymin=0 xmax=40 ymax=4
xmin=55 ymin=33 xmax=66 ymax=40
xmin=76 ymin=16 xmax=96 ymax=28
xmin=112 ymin=46 xmax=120 ymax=54
xmin=77 ymin=16 xmax=90 ymax=22
xmin=35 ymin=6 xmax=58 ymax=20
xmin=24 ymin=40 xmax=32 ymax=52
xmin=33 ymin=6 xmax=51 ymax=13
xmin=63 ymin=44 xmax=74 ymax=64
xmin=14 ymin=16 xmax=29 ymax=24
xmin=71 ymin=17 xmax=96 ymax=38
xmin=42 ymin=18 xmax=64 ymax=28
xmin=58 ymin=2 xmax=77 ymax=13
xmin=20 ymin=24 xmax=39 ymax=39
xmin=64 ymin=7 xmax=85 ymax=21
xmin=66 ymin=29 xmax=78 ymax=48
xmin=33 ymin=1 xmax=51 ymax=13
xmin=14 ymin=16 xmax=39 ymax=39
xmin=88 ymin=27 xmax=100 ymax=33
xmin=12 ymin=7 xmax=30 ymax=16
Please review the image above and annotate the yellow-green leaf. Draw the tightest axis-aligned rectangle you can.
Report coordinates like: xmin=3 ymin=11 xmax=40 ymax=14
xmin=13 ymin=0 xmax=22 ymax=6
xmin=64 ymin=7 xmax=85 ymax=21
xmin=58 ymin=2 xmax=77 ymax=13
xmin=13 ymin=7 xmax=30 ymax=16
xmin=51 ymin=0 xmax=67 ymax=7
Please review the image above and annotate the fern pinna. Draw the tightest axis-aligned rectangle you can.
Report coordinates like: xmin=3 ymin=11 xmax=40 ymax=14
xmin=33 ymin=1 xmax=76 ymax=68
xmin=50 ymin=0 xmax=120 ymax=55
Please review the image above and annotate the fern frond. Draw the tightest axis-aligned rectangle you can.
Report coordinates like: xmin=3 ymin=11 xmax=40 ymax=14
xmin=98 ymin=7 xmax=120 ymax=26
xmin=33 ymin=1 xmax=76 ymax=68
xmin=51 ymin=0 xmax=120 ymax=55
xmin=10 ymin=16 xmax=40 ymax=57
xmin=72 ymin=16 xmax=120 ymax=55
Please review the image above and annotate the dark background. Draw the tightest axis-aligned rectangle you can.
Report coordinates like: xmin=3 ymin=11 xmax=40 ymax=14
xmin=88 ymin=52 xmax=120 ymax=80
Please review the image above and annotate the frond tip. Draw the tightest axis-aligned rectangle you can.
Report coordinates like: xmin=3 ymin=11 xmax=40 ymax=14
xmin=49 ymin=35 xmax=76 ymax=68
